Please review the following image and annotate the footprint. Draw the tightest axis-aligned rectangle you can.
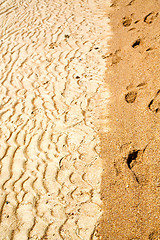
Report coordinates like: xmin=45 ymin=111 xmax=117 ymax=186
xmin=148 ymin=90 xmax=160 ymax=113
xmin=137 ymin=82 xmax=146 ymax=88
xmin=126 ymin=150 xmax=140 ymax=169
xmin=132 ymin=39 xmax=141 ymax=48
xmin=125 ymin=83 xmax=146 ymax=103
xmin=146 ymin=47 xmax=153 ymax=52
xmin=125 ymin=91 xmax=137 ymax=103
xmin=107 ymin=50 xmax=121 ymax=65
xmin=126 ymin=149 xmax=144 ymax=184
xmin=122 ymin=17 xmax=132 ymax=27
xmin=134 ymin=20 xmax=140 ymax=24
xmin=144 ymin=12 xmax=159 ymax=24
xmin=110 ymin=1 xmax=117 ymax=7
xmin=127 ymin=0 xmax=135 ymax=6
xmin=111 ymin=50 xmax=121 ymax=65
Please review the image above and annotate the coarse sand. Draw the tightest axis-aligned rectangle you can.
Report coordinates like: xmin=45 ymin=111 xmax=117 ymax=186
xmin=99 ymin=0 xmax=160 ymax=239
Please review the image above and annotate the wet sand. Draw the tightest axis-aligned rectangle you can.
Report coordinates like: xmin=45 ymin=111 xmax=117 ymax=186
xmin=99 ymin=0 xmax=160 ymax=239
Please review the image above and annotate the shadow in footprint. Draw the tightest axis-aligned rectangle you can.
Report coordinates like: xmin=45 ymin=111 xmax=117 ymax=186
xmin=137 ymin=82 xmax=146 ymax=88
xmin=148 ymin=90 xmax=160 ymax=113
xmin=111 ymin=50 xmax=121 ymax=65
xmin=132 ymin=39 xmax=141 ymax=48
xmin=144 ymin=12 xmax=159 ymax=24
xmin=126 ymin=150 xmax=141 ymax=184
xmin=127 ymin=0 xmax=135 ymax=6
xmin=122 ymin=17 xmax=132 ymax=27
xmin=125 ymin=91 xmax=137 ymax=103
xmin=126 ymin=150 xmax=139 ymax=169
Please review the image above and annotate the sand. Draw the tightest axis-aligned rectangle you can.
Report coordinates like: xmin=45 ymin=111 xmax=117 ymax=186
xmin=99 ymin=0 xmax=160 ymax=239
xmin=1 ymin=0 xmax=160 ymax=239
xmin=0 ymin=0 xmax=111 ymax=239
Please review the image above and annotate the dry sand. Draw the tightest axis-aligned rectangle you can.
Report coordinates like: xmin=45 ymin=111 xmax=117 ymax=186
xmin=0 ymin=0 xmax=111 ymax=239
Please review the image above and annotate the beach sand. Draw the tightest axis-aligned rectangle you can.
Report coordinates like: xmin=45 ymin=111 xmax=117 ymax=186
xmin=1 ymin=0 xmax=160 ymax=239
xmin=0 ymin=0 xmax=111 ymax=239
xmin=99 ymin=0 xmax=160 ymax=239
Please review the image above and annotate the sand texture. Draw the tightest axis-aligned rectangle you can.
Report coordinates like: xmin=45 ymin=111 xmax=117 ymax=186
xmin=0 ymin=0 xmax=111 ymax=239
xmin=1 ymin=0 xmax=160 ymax=239
xmin=99 ymin=0 xmax=160 ymax=239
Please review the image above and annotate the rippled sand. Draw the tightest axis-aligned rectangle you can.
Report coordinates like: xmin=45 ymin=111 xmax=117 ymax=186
xmin=0 ymin=0 xmax=111 ymax=239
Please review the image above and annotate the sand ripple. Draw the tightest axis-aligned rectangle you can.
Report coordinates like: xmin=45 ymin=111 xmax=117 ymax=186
xmin=0 ymin=0 xmax=111 ymax=239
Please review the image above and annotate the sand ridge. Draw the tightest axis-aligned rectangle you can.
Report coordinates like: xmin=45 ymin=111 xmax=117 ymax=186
xmin=0 ymin=0 xmax=111 ymax=239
